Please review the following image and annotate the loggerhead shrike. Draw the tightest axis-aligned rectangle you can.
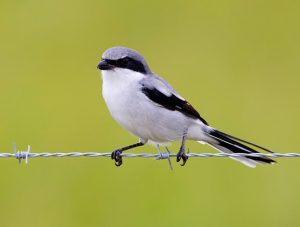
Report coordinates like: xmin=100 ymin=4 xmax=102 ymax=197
xmin=97 ymin=46 xmax=275 ymax=167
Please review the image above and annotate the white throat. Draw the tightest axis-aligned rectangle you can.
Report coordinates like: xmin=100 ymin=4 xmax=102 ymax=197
xmin=101 ymin=68 xmax=145 ymax=86
xmin=101 ymin=68 xmax=146 ymax=110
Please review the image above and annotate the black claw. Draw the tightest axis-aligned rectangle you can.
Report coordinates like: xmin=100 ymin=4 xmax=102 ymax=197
xmin=176 ymin=153 xmax=181 ymax=162
xmin=115 ymin=159 xmax=122 ymax=166
xmin=180 ymin=154 xmax=188 ymax=166
xmin=111 ymin=149 xmax=123 ymax=167
xmin=177 ymin=149 xmax=189 ymax=166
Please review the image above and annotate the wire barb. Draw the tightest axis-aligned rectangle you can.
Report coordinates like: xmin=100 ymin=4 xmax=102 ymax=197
xmin=155 ymin=145 xmax=173 ymax=170
xmin=14 ymin=145 xmax=30 ymax=164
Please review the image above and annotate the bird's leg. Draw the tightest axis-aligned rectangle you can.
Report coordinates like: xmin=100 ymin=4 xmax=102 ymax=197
xmin=177 ymin=131 xmax=188 ymax=166
xmin=111 ymin=139 xmax=146 ymax=166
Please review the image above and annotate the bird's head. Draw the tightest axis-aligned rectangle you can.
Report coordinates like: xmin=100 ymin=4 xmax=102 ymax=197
xmin=97 ymin=46 xmax=152 ymax=75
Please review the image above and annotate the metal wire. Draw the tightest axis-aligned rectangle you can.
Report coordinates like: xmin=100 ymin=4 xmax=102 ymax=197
xmin=0 ymin=145 xmax=299 ymax=164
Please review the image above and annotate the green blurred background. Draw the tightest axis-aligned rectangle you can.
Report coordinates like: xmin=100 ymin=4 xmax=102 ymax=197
xmin=0 ymin=0 xmax=300 ymax=226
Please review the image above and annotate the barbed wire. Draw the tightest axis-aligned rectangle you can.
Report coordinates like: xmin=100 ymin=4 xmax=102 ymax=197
xmin=0 ymin=145 xmax=299 ymax=165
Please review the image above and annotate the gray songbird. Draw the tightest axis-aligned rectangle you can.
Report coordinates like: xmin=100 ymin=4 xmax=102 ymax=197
xmin=97 ymin=46 xmax=275 ymax=167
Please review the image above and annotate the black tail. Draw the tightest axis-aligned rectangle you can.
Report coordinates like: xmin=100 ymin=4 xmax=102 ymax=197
xmin=208 ymin=129 xmax=276 ymax=165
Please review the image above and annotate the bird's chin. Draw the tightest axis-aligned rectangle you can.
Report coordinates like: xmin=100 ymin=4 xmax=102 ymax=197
xmin=101 ymin=70 xmax=114 ymax=78
xmin=100 ymin=69 xmax=124 ymax=83
xmin=101 ymin=68 xmax=119 ymax=76
xmin=102 ymin=68 xmax=145 ymax=81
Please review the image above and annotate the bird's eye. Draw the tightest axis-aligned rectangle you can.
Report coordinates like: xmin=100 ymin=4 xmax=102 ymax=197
xmin=118 ymin=58 xmax=129 ymax=67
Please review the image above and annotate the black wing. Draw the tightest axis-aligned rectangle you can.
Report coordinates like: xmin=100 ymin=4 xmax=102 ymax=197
xmin=141 ymin=86 xmax=208 ymax=125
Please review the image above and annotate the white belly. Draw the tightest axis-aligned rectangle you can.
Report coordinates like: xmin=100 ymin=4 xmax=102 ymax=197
xmin=101 ymin=69 xmax=205 ymax=143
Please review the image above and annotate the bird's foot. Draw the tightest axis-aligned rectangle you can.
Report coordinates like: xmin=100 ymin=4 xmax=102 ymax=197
xmin=111 ymin=149 xmax=123 ymax=166
xmin=176 ymin=147 xmax=189 ymax=166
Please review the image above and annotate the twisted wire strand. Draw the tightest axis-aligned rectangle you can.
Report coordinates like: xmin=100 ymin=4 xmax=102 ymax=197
xmin=0 ymin=145 xmax=299 ymax=164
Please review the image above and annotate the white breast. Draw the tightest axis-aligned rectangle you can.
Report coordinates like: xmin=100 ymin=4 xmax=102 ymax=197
xmin=101 ymin=69 xmax=148 ymax=137
xmin=100 ymin=69 xmax=205 ymax=143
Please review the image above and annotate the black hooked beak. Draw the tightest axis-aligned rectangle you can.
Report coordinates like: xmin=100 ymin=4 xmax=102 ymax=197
xmin=97 ymin=59 xmax=114 ymax=70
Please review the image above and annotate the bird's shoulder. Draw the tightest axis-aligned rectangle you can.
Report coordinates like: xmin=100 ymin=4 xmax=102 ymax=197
xmin=139 ymin=74 xmax=208 ymax=125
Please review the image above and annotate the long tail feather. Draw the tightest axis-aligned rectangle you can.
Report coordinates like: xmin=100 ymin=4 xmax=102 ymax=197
xmin=206 ymin=129 xmax=276 ymax=167
xmin=213 ymin=129 xmax=274 ymax=153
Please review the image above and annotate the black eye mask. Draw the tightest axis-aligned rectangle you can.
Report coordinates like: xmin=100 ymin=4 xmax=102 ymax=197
xmin=104 ymin=57 xmax=147 ymax=74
